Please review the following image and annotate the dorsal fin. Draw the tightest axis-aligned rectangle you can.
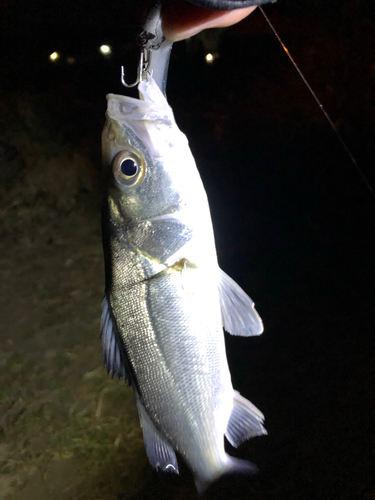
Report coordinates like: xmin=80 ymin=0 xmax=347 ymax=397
xmin=100 ymin=294 xmax=128 ymax=381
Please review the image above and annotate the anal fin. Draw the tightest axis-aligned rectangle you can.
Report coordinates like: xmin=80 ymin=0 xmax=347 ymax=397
xmin=135 ymin=395 xmax=179 ymax=474
xmin=225 ymin=391 xmax=267 ymax=448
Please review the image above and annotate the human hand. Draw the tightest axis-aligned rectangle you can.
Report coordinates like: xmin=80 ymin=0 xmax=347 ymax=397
xmin=162 ymin=0 xmax=257 ymax=42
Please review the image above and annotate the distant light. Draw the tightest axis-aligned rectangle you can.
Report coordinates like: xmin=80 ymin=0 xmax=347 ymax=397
xmin=66 ymin=56 xmax=76 ymax=65
xmin=49 ymin=51 xmax=59 ymax=62
xmin=205 ymin=52 xmax=219 ymax=64
xmin=100 ymin=44 xmax=111 ymax=55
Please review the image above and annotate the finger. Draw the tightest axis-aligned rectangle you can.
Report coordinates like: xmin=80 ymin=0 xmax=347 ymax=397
xmin=162 ymin=0 xmax=257 ymax=42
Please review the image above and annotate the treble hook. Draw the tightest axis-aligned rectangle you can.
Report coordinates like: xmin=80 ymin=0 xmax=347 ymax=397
xmin=120 ymin=0 xmax=173 ymax=93
xmin=121 ymin=48 xmax=153 ymax=88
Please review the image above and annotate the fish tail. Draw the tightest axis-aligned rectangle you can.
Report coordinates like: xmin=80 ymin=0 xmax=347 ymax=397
xmin=194 ymin=456 xmax=259 ymax=495
xmin=194 ymin=477 xmax=211 ymax=496
xmin=224 ymin=455 xmax=259 ymax=478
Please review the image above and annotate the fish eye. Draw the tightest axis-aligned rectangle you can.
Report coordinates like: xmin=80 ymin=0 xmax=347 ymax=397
xmin=121 ymin=158 xmax=138 ymax=177
xmin=112 ymin=149 xmax=145 ymax=187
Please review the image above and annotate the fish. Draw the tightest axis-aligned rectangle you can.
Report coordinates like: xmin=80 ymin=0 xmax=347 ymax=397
xmin=100 ymin=76 xmax=266 ymax=493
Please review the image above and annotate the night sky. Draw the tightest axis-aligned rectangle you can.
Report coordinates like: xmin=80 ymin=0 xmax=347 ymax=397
xmin=1 ymin=1 xmax=374 ymax=498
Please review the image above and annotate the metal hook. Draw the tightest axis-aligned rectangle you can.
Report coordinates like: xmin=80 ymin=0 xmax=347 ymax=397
xmin=120 ymin=1 xmax=172 ymax=93
xmin=121 ymin=48 xmax=153 ymax=88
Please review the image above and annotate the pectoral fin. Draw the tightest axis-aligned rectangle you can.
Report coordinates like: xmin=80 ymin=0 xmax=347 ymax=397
xmin=225 ymin=391 xmax=267 ymax=448
xmin=100 ymin=294 xmax=128 ymax=381
xmin=218 ymin=269 xmax=263 ymax=336
xmin=135 ymin=395 xmax=179 ymax=474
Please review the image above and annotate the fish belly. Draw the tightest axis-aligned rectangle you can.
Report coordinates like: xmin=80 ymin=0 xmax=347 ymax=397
xmin=110 ymin=253 xmax=233 ymax=478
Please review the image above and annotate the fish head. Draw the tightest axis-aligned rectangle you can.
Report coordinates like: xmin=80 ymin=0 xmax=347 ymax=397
xmin=102 ymin=77 xmax=209 ymax=264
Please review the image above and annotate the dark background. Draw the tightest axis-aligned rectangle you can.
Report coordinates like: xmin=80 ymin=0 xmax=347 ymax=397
xmin=0 ymin=1 xmax=374 ymax=499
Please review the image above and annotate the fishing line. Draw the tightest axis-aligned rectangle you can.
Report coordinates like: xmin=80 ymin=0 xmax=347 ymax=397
xmin=259 ymin=6 xmax=375 ymax=199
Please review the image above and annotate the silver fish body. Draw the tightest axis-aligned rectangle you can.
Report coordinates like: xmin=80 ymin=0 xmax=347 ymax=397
xmin=101 ymin=77 xmax=266 ymax=492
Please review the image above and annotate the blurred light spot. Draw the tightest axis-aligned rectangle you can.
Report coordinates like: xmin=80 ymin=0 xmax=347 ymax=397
xmin=66 ymin=56 xmax=76 ymax=65
xmin=100 ymin=45 xmax=111 ymax=55
xmin=205 ymin=53 xmax=213 ymax=63
xmin=49 ymin=52 xmax=59 ymax=61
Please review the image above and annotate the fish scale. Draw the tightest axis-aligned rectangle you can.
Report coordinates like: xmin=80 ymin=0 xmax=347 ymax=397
xmin=109 ymin=236 xmax=232 ymax=476
xmin=101 ymin=77 xmax=266 ymax=492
